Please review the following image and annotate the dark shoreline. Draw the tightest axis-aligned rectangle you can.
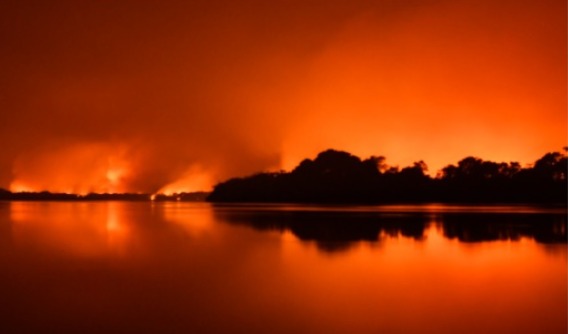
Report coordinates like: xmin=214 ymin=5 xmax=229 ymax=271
xmin=0 ymin=194 xmax=566 ymax=208
xmin=0 ymin=191 xmax=210 ymax=202
xmin=0 ymin=190 xmax=566 ymax=208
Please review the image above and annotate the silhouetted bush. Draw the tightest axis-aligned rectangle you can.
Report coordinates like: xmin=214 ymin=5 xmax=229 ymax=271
xmin=208 ymin=149 xmax=567 ymax=204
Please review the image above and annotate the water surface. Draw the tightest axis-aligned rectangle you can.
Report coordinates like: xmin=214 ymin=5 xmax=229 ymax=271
xmin=0 ymin=202 xmax=565 ymax=333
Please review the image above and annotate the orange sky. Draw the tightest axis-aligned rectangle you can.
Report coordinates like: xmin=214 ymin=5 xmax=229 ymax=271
xmin=0 ymin=0 xmax=566 ymax=193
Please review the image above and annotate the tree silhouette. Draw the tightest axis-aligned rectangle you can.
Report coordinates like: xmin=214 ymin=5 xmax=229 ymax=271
xmin=208 ymin=149 xmax=567 ymax=204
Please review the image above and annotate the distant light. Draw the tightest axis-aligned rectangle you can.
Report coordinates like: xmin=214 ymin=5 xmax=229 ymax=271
xmin=9 ymin=181 xmax=35 ymax=193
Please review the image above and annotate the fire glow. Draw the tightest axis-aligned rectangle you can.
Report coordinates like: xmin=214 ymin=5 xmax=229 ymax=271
xmin=0 ymin=0 xmax=565 ymax=194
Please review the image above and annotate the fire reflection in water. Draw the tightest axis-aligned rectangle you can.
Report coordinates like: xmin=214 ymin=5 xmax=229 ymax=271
xmin=9 ymin=202 xmax=130 ymax=258
xmin=105 ymin=203 xmax=129 ymax=256
xmin=0 ymin=202 xmax=565 ymax=334
xmin=160 ymin=202 xmax=215 ymax=237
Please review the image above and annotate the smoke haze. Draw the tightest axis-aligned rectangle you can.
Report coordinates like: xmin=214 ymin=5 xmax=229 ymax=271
xmin=1 ymin=0 xmax=565 ymax=193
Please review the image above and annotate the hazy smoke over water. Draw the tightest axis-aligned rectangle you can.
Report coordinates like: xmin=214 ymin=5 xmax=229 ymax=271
xmin=1 ymin=0 xmax=565 ymax=193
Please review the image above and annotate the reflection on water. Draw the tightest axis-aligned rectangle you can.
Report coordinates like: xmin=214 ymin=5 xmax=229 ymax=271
xmin=0 ymin=202 xmax=566 ymax=333
xmin=213 ymin=204 xmax=566 ymax=252
xmin=214 ymin=209 xmax=429 ymax=252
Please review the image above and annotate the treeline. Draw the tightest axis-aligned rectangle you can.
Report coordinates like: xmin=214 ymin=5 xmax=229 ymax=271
xmin=207 ymin=149 xmax=567 ymax=203
xmin=0 ymin=190 xmax=150 ymax=201
xmin=0 ymin=189 xmax=210 ymax=202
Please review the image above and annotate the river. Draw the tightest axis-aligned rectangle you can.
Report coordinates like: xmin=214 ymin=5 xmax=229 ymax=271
xmin=0 ymin=202 xmax=565 ymax=333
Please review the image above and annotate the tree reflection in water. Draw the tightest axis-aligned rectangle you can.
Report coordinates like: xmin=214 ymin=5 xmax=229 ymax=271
xmin=214 ymin=206 xmax=566 ymax=253
xmin=442 ymin=213 xmax=566 ymax=244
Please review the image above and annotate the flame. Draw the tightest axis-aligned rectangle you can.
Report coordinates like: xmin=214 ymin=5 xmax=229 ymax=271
xmin=158 ymin=165 xmax=212 ymax=195
xmin=9 ymin=181 xmax=35 ymax=193
xmin=10 ymin=142 xmax=132 ymax=194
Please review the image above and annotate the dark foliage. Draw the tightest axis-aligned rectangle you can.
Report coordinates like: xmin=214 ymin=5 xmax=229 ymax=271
xmin=0 ymin=190 xmax=80 ymax=201
xmin=208 ymin=149 xmax=567 ymax=204
xmin=0 ymin=190 xmax=209 ymax=202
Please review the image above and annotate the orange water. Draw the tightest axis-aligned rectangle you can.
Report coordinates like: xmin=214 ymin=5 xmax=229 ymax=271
xmin=0 ymin=202 xmax=565 ymax=333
